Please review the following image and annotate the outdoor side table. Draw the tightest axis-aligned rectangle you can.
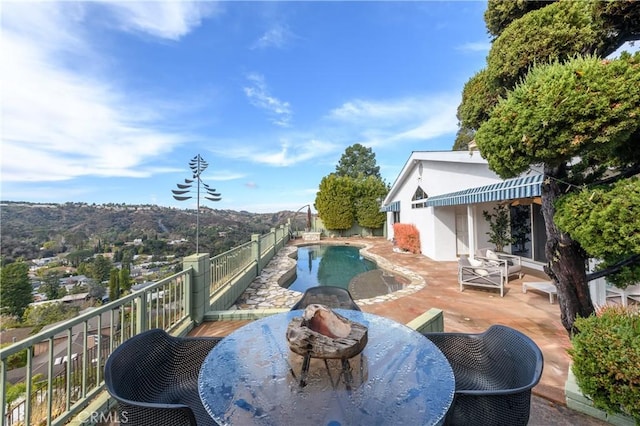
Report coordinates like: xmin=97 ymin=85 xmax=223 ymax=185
xmin=523 ymin=281 xmax=557 ymax=303
xmin=198 ymin=310 xmax=455 ymax=426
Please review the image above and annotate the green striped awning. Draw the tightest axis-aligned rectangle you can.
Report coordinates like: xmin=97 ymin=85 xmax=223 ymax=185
xmin=425 ymin=174 xmax=543 ymax=207
xmin=381 ymin=201 xmax=400 ymax=212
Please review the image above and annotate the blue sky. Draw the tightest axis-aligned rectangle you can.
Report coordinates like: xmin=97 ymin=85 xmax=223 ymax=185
xmin=1 ymin=1 xmax=492 ymax=213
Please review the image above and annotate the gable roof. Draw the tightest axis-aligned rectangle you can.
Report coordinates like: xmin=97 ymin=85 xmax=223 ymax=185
xmin=383 ymin=150 xmax=488 ymax=205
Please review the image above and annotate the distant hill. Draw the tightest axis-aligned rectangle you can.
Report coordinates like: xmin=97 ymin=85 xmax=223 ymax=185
xmin=0 ymin=202 xmax=306 ymax=262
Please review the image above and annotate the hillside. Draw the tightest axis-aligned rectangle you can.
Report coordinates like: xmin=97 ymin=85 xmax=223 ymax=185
xmin=0 ymin=202 xmax=306 ymax=262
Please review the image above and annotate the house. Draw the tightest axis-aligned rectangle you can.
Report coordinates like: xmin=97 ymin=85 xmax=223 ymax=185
xmin=381 ymin=150 xmax=546 ymax=270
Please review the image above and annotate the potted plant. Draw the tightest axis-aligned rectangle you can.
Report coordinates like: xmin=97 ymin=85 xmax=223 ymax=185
xmin=482 ymin=205 xmax=515 ymax=252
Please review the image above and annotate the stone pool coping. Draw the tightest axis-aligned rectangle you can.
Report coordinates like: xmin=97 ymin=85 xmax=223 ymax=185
xmin=233 ymin=241 xmax=426 ymax=309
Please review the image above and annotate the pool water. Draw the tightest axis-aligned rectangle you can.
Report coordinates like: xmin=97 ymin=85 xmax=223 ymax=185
xmin=286 ymin=245 xmax=377 ymax=293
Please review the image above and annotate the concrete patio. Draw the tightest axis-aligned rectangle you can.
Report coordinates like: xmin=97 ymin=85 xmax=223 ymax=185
xmin=191 ymin=237 xmax=610 ymax=425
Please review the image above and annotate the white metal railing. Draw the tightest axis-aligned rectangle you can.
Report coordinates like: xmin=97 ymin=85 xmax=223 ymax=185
xmin=0 ymin=270 xmax=191 ymax=426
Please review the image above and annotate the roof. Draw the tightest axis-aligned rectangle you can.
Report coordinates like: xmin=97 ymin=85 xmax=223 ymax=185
xmin=425 ymin=174 xmax=543 ymax=207
xmin=383 ymin=150 xmax=488 ymax=204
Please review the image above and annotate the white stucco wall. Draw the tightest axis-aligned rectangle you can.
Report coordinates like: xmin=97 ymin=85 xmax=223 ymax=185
xmin=384 ymin=151 xmax=505 ymax=261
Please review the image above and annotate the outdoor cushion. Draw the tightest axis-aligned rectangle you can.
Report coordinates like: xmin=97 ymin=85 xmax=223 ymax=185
xmin=485 ymin=249 xmax=499 ymax=260
xmin=474 ymin=268 xmax=489 ymax=276
xmin=476 ymin=248 xmax=523 ymax=282
xmin=468 ymin=257 xmax=484 ymax=267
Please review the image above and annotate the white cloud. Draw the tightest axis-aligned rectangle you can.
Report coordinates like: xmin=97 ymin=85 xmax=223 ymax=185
xmin=207 ymin=171 xmax=247 ymax=181
xmin=99 ymin=1 xmax=219 ymax=40
xmin=251 ymin=24 xmax=295 ymax=50
xmin=243 ymin=73 xmax=293 ymax=127
xmin=329 ymin=100 xmax=415 ymax=122
xmin=1 ymin=2 xmax=202 ymax=184
xmin=390 ymin=103 xmax=458 ymax=142
xmin=457 ymin=41 xmax=491 ymax=52
xmin=327 ymin=95 xmax=459 ymax=146
xmin=220 ymin=138 xmax=339 ymax=167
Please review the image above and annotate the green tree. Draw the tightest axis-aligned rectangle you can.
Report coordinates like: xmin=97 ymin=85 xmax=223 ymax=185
xmin=121 ymin=249 xmax=135 ymax=270
xmin=483 ymin=0 xmax=556 ymax=38
xmin=119 ymin=268 xmax=132 ymax=293
xmin=315 ymin=174 xmax=356 ymax=232
xmin=0 ymin=261 xmax=33 ymax=320
xmin=335 ymin=143 xmax=381 ymax=180
xmin=23 ymin=303 xmax=79 ymax=326
xmin=459 ymin=1 xmax=640 ymax=333
xmin=65 ymin=230 xmax=87 ymax=250
xmin=91 ymin=255 xmax=112 ymax=283
xmin=354 ymin=176 xmax=388 ymax=232
xmin=555 ymin=178 xmax=640 ymax=288
xmin=5 ymin=382 xmax=26 ymax=413
xmin=88 ymin=281 xmax=106 ymax=301
xmin=66 ymin=249 xmax=94 ymax=268
xmin=482 ymin=205 xmax=515 ymax=252
xmin=108 ymin=269 xmax=120 ymax=301
xmin=452 ymin=126 xmax=476 ymax=151
xmin=41 ymin=270 xmax=61 ymax=300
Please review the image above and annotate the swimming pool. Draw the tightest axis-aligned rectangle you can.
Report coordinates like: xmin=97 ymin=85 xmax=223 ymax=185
xmin=284 ymin=244 xmax=406 ymax=297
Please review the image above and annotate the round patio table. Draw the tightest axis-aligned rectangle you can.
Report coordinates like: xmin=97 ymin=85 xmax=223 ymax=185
xmin=198 ymin=309 xmax=454 ymax=426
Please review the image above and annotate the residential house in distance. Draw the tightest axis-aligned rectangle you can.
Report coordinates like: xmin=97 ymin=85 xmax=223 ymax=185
xmin=381 ymin=149 xmax=546 ymax=271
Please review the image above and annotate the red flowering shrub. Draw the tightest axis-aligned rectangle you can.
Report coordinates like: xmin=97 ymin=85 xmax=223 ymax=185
xmin=393 ymin=223 xmax=421 ymax=254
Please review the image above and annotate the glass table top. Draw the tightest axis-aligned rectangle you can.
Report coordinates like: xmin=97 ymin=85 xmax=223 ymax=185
xmin=198 ymin=309 xmax=454 ymax=426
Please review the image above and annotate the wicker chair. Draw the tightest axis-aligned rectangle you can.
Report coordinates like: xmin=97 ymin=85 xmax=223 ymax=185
xmin=424 ymin=325 xmax=543 ymax=426
xmin=291 ymin=285 xmax=361 ymax=311
xmin=104 ymin=328 xmax=221 ymax=426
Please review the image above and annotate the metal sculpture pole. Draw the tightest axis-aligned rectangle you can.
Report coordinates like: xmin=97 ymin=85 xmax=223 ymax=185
xmin=172 ymin=154 xmax=222 ymax=254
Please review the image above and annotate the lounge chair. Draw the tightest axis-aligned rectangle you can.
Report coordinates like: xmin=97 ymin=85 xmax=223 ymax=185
xmin=605 ymin=283 xmax=640 ymax=307
xmin=291 ymin=285 xmax=361 ymax=311
xmin=423 ymin=325 xmax=544 ymax=426
xmin=458 ymin=256 xmax=506 ymax=297
xmin=104 ymin=328 xmax=221 ymax=426
xmin=476 ymin=248 xmax=523 ymax=282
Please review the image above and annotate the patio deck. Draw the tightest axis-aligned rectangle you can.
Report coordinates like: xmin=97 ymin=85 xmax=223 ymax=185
xmin=191 ymin=237 xmax=608 ymax=425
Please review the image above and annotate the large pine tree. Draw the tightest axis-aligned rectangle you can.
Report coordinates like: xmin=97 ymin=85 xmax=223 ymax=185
xmin=457 ymin=1 xmax=640 ymax=333
xmin=1 ymin=261 xmax=34 ymax=320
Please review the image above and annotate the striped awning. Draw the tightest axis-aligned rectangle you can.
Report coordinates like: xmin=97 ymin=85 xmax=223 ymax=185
xmin=381 ymin=201 xmax=400 ymax=212
xmin=425 ymin=174 xmax=543 ymax=207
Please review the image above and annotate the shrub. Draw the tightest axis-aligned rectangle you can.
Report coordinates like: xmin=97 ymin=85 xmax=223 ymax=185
xmin=568 ymin=305 xmax=640 ymax=422
xmin=22 ymin=303 xmax=80 ymax=327
xmin=393 ymin=223 xmax=421 ymax=254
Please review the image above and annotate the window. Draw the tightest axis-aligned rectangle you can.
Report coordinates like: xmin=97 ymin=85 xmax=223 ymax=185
xmin=412 ymin=186 xmax=428 ymax=209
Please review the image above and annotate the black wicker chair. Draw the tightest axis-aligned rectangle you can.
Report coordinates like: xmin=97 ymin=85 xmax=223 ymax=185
xmin=104 ymin=328 xmax=221 ymax=426
xmin=424 ymin=325 xmax=543 ymax=426
xmin=291 ymin=285 xmax=361 ymax=311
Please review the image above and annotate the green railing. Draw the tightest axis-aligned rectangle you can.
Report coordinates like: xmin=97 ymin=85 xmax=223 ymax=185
xmin=0 ymin=269 xmax=191 ymax=426
xmin=210 ymin=241 xmax=253 ymax=295
xmin=259 ymin=232 xmax=275 ymax=257
xmin=1 ymin=224 xmax=291 ymax=425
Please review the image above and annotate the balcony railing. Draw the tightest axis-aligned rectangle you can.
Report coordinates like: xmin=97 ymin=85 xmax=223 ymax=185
xmin=1 ymin=225 xmax=290 ymax=426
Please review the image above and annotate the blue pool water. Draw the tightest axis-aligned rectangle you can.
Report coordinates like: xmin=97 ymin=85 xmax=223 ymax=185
xmin=286 ymin=245 xmax=377 ymax=293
